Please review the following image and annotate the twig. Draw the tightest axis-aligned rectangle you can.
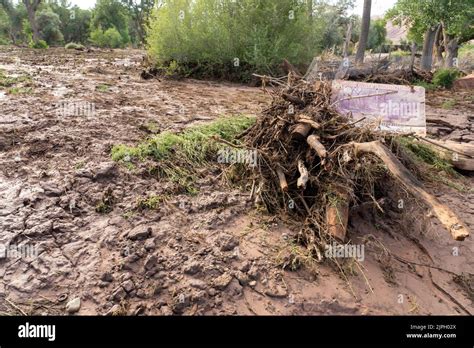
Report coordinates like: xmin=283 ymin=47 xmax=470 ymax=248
xmin=6 ymin=298 xmax=27 ymax=316
xmin=330 ymin=90 xmax=398 ymax=108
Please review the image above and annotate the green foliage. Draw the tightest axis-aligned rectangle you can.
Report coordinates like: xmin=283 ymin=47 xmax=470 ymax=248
xmin=147 ymin=0 xmax=353 ymax=81
xmin=441 ymin=99 xmax=456 ymax=109
xmin=397 ymin=137 xmax=456 ymax=176
xmin=50 ymin=3 xmax=92 ymax=44
xmin=65 ymin=42 xmax=85 ymax=50
xmin=368 ymin=18 xmax=388 ymax=52
xmin=459 ymin=43 xmax=474 ymax=58
xmin=7 ymin=86 xmax=32 ymax=94
xmin=90 ymin=0 xmax=130 ymax=46
xmin=432 ymin=68 xmax=461 ymax=89
xmin=388 ymin=0 xmax=474 ymax=46
xmin=111 ymin=115 xmax=255 ymax=194
xmin=29 ymin=38 xmax=48 ymax=49
xmin=112 ymin=115 xmax=255 ymax=163
xmin=391 ymin=49 xmax=410 ymax=57
xmin=0 ymin=69 xmax=31 ymax=87
xmin=136 ymin=194 xmax=169 ymax=210
xmin=120 ymin=0 xmax=156 ymax=46
xmin=0 ymin=6 xmax=11 ymax=44
xmin=36 ymin=7 xmax=64 ymax=45
xmin=397 ymin=137 xmax=472 ymax=192
xmin=90 ymin=26 xmax=124 ymax=48
xmin=413 ymin=80 xmax=436 ymax=90
xmin=96 ymin=83 xmax=111 ymax=92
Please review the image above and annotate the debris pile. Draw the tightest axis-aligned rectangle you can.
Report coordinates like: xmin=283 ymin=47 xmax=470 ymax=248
xmin=243 ymin=75 xmax=469 ymax=257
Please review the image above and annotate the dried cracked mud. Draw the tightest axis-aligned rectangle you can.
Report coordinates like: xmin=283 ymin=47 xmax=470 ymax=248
xmin=0 ymin=47 xmax=473 ymax=316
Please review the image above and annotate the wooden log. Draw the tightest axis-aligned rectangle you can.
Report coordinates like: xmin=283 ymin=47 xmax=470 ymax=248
xmin=276 ymin=168 xmax=289 ymax=192
xmin=281 ymin=59 xmax=303 ymax=79
xmin=420 ymin=138 xmax=474 ymax=171
xmin=426 ymin=118 xmax=457 ymax=129
xmin=297 ymin=160 xmax=309 ymax=189
xmin=297 ymin=118 xmax=321 ymax=130
xmin=282 ymin=93 xmax=305 ymax=106
xmin=307 ymin=135 xmax=327 ymax=159
xmin=353 ymin=141 xmax=470 ymax=241
xmin=326 ymin=193 xmax=349 ymax=241
xmin=291 ymin=123 xmax=312 ymax=140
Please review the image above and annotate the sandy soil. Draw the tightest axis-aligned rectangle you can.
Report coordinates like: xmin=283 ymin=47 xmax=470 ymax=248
xmin=0 ymin=47 xmax=472 ymax=316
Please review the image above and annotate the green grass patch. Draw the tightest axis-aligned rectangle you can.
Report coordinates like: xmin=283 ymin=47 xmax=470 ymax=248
xmin=96 ymin=84 xmax=111 ymax=92
xmin=65 ymin=42 xmax=85 ymax=50
xmin=413 ymin=80 xmax=436 ymax=90
xmin=136 ymin=194 xmax=170 ymax=210
xmin=111 ymin=115 xmax=255 ymax=194
xmin=441 ymin=99 xmax=456 ymax=109
xmin=397 ymin=137 xmax=456 ymax=175
xmin=459 ymin=43 xmax=474 ymax=59
xmin=432 ymin=68 xmax=461 ymax=89
xmin=395 ymin=137 xmax=472 ymax=193
xmin=391 ymin=50 xmax=411 ymax=58
xmin=7 ymin=87 xmax=32 ymax=95
xmin=0 ymin=70 xmax=31 ymax=88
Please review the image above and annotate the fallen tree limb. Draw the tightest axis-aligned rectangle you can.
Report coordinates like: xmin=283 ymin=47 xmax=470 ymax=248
xmin=416 ymin=138 xmax=474 ymax=171
xmin=291 ymin=123 xmax=312 ymax=140
xmin=352 ymin=141 xmax=470 ymax=241
xmin=307 ymin=135 xmax=328 ymax=159
xmin=326 ymin=192 xmax=350 ymax=241
xmin=297 ymin=118 xmax=321 ymax=130
xmin=276 ymin=167 xmax=288 ymax=192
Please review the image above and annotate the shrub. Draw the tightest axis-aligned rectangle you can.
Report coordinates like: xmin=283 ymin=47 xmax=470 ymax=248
xmin=65 ymin=42 xmax=86 ymax=50
xmin=432 ymin=68 xmax=461 ymax=89
xmin=103 ymin=27 xmax=123 ymax=48
xmin=36 ymin=8 xmax=64 ymax=45
xmin=29 ymin=40 xmax=49 ymax=49
xmin=146 ymin=0 xmax=344 ymax=82
xmin=90 ymin=26 xmax=124 ymax=48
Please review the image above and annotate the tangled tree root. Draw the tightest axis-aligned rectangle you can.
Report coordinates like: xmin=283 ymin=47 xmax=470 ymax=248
xmin=242 ymin=76 xmax=469 ymax=256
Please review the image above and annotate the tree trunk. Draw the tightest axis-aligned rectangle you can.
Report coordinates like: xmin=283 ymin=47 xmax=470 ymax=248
xmin=445 ymin=36 xmax=459 ymax=68
xmin=22 ymin=0 xmax=41 ymax=43
xmin=342 ymin=20 xmax=353 ymax=58
xmin=355 ymin=0 xmax=371 ymax=64
xmin=409 ymin=42 xmax=417 ymax=71
xmin=353 ymin=141 xmax=469 ymax=241
xmin=420 ymin=25 xmax=438 ymax=71
xmin=434 ymin=24 xmax=444 ymax=66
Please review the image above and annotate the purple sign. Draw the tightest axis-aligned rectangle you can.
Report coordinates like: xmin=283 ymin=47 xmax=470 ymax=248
xmin=331 ymin=80 xmax=426 ymax=136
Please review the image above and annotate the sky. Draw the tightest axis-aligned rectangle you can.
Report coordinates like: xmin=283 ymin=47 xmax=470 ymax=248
xmin=69 ymin=0 xmax=398 ymax=16
xmin=350 ymin=0 xmax=398 ymax=17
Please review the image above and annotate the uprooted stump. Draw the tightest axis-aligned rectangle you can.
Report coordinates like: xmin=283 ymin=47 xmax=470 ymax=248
xmin=242 ymin=77 xmax=469 ymax=253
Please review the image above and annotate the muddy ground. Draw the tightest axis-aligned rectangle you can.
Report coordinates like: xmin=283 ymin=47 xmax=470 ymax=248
xmin=0 ymin=47 xmax=473 ymax=316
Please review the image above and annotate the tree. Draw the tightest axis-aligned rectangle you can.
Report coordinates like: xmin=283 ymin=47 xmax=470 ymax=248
xmin=0 ymin=5 xmax=10 ymax=44
xmin=367 ymin=18 xmax=387 ymax=52
xmin=36 ymin=7 xmax=63 ymax=45
xmin=22 ymin=0 xmax=41 ymax=43
xmin=388 ymin=0 xmax=474 ymax=70
xmin=147 ymin=0 xmax=326 ymax=79
xmin=421 ymin=24 xmax=439 ymax=70
xmin=49 ymin=1 xmax=92 ymax=44
xmin=121 ymin=0 xmax=155 ymax=45
xmin=355 ymin=0 xmax=371 ymax=64
xmin=91 ymin=0 xmax=130 ymax=45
